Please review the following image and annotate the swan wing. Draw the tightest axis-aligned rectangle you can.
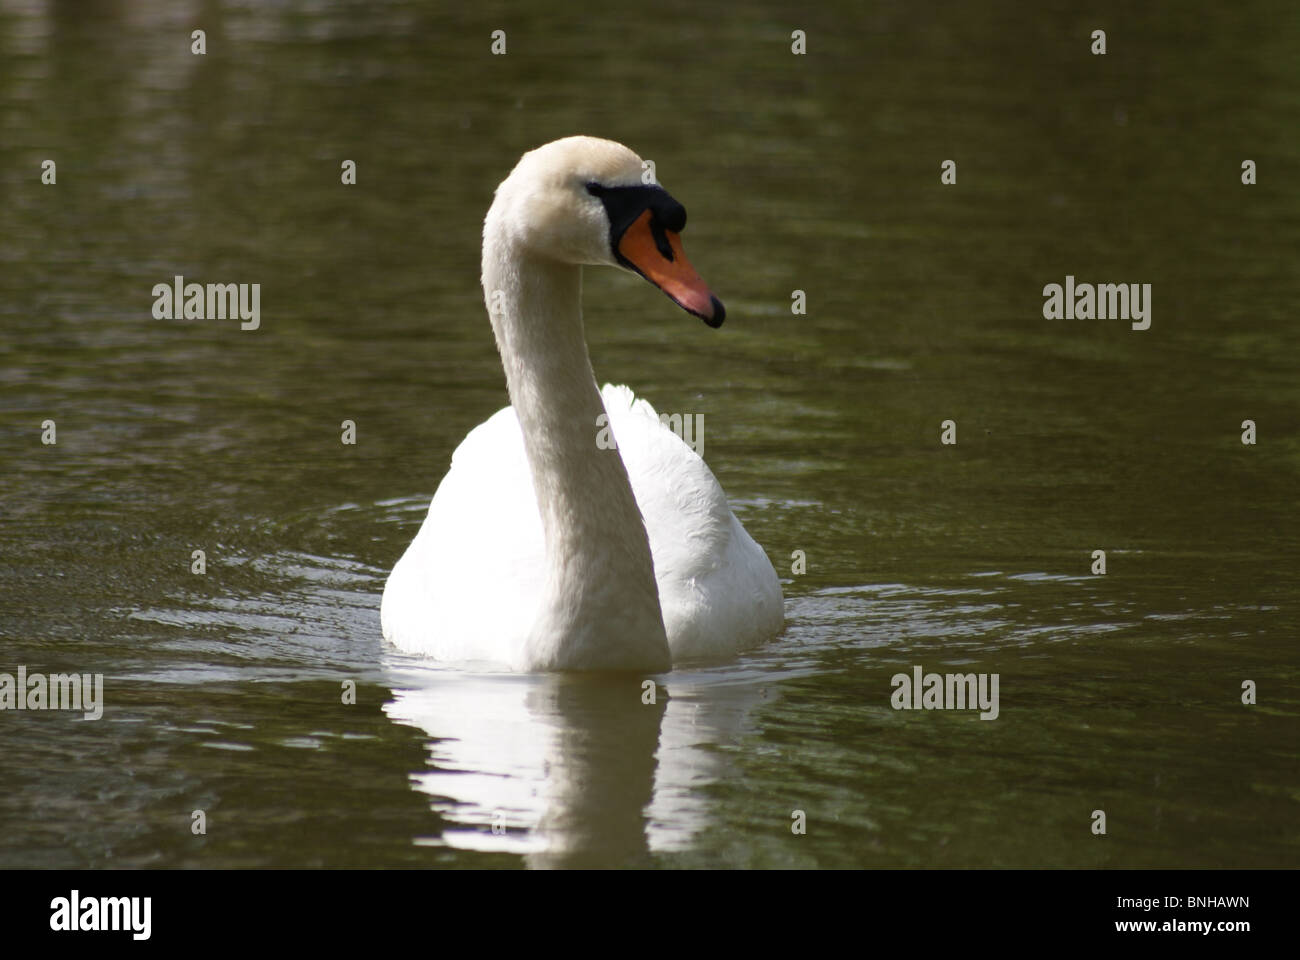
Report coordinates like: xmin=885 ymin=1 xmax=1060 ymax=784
xmin=601 ymin=384 xmax=784 ymax=659
xmin=381 ymin=385 xmax=784 ymax=666
xmin=381 ymin=405 xmax=544 ymax=666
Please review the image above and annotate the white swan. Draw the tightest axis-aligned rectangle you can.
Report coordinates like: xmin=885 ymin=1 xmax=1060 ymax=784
xmin=380 ymin=136 xmax=783 ymax=671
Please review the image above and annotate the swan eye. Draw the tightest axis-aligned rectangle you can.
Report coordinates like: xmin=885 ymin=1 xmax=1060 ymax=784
xmin=586 ymin=182 xmax=688 ymax=260
xmin=586 ymin=181 xmax=720 ymax=326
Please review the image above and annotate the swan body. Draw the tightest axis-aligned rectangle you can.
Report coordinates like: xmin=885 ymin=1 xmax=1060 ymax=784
xmin=380 ymin=136 xmax=783 ymax=671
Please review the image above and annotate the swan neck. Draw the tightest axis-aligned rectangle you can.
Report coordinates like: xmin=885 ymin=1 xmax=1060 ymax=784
xmin=482 ymin=233 xmax=669 ymax=671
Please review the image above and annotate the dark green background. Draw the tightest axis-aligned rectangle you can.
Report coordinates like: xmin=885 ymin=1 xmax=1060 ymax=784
xmin=0 ymin=0 xmax=1296 ymax=867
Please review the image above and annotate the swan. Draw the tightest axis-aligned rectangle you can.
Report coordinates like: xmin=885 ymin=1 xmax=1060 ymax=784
xmin=380 ymin=136 xmax=783 ymax=672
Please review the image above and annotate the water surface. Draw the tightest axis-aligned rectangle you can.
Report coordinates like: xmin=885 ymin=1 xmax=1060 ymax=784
xmin=1 ymin=0 xmax=1297 ymax=868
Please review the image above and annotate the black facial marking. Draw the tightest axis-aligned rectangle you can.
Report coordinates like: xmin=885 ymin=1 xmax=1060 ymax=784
xmin=586 ymin=182 xmax=687 ymax=266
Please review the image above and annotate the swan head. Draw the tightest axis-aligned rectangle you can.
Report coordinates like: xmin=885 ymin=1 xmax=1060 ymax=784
xmin=486 ymin=136 xmax=724 ymax=327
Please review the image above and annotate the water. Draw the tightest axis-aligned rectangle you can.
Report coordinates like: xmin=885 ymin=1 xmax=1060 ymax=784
xmin=1 ymin=0 xmax=1297 ymax=868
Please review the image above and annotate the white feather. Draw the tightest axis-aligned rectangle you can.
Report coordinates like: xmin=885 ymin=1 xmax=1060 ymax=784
xmin=381 ymin=137 xmax=783 ymax=670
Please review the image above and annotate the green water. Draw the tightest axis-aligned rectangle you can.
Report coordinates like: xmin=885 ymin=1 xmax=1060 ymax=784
xmin=1 ymin=1 xmax=1297 ymax=868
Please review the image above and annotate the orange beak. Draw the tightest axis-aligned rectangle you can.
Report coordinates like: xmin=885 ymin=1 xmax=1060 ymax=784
xmin=616 ymin=209 xmax=725 ymax=327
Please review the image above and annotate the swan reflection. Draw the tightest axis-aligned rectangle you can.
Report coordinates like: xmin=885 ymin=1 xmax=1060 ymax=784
xmin=382 ymin=661 xmax=766 ymax=867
